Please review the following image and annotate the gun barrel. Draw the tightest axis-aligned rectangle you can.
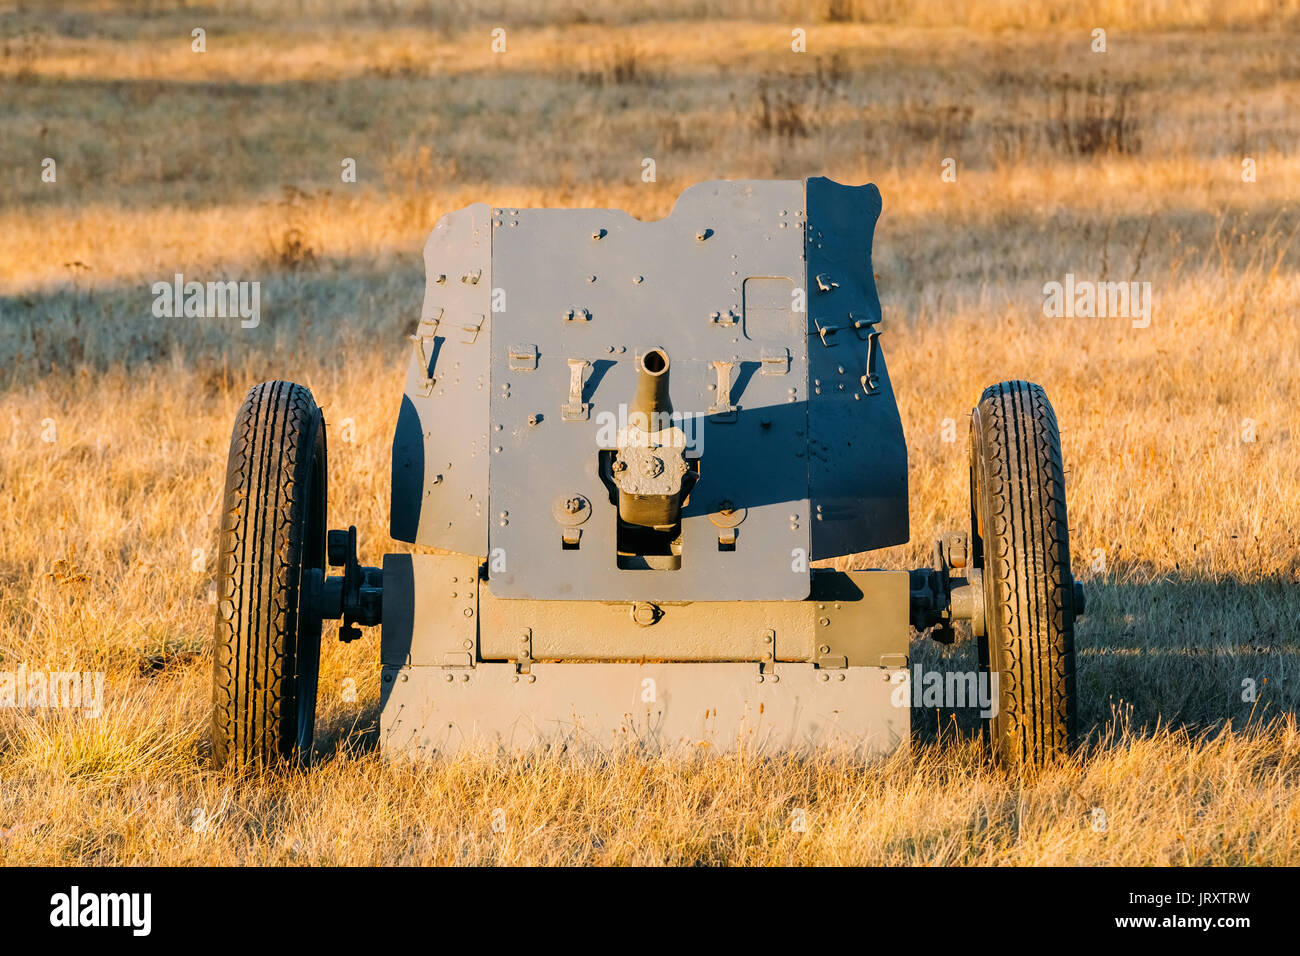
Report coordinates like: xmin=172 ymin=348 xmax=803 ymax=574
xmin=631 ymin=347 xmax=672 ymax=424
xmin=614 ymin=347 xmax=688 ymax=531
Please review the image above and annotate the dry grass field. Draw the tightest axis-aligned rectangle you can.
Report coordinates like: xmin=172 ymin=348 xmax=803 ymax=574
xmin=1 ymin=0 xmax=1298 ymax=864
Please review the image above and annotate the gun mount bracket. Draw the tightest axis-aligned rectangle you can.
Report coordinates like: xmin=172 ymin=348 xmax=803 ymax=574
xmin=307 ymin=525 xmax=382 ymax=643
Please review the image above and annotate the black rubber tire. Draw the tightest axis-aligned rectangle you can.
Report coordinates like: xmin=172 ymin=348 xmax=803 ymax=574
xmin=969 ymin=380 xmax=1078 ymax=766
xmin=212 ymin=381 xmax=327 ymax=769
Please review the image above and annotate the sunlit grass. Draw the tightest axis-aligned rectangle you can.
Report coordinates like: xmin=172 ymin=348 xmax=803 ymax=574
xmin=0 ymin=2 xmax=1297 ymax=864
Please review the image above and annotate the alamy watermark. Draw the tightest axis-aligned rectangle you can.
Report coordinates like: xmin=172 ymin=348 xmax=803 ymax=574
xmin=151 ymin=273 xmax=260 ymax=328
xmin=1042 ymin=273 xmax=1151 ymax=328
xmin=49 ymin=886 xmax=150 ymax=936
xmin=891 ymin=665 xmax=999 ymax=718
xmin=594 ymin=403 xmax=705 ymax=458
xmin=0 ymin=665 xmax=104 ymax=718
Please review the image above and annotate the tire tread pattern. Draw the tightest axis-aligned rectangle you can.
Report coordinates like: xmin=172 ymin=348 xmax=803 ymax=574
xmin=211 ymin=381 xmax=321 ymax=769
xmin=973 ymin=380 xmax=1077 ymax=765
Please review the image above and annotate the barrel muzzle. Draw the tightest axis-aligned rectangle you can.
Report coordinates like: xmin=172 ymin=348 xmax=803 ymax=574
xmin=612 ymin=347 xmax=689 ymax=531
xmin=630 ymin=347 xmax=672 ymax=430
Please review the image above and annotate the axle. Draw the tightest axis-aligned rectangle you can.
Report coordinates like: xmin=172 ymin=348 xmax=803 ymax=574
xmin=305 ymin=525 xmax=382 ymax=642
xmin=909 ymin=531 xmax=1085 ymax=643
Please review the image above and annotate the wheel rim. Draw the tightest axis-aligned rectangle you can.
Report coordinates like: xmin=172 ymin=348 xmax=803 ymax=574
xmin=970 ymin=408 xmax=1000 ymax=747
xmin=294 ymin=441 xmax=326 ymax=762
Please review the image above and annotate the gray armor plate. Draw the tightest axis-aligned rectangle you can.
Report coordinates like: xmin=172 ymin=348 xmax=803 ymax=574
xmin=391 ymin=178 xmax=908 ymax=601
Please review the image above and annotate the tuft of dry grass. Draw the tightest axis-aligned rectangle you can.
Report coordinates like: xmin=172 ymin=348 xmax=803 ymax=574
xmin=0 ymin=2 xmax=1298 ymax=865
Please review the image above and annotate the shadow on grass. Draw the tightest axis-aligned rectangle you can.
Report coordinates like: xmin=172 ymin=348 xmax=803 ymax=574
xmin=910 ymin=572 xmax=1300 ymax=747
xmin=0 ymin=255 xmax=424 ymax=383
xmin=310 ymin=702 xmax=382 ymax=765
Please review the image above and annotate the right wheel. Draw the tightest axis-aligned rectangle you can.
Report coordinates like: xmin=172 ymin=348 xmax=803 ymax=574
xmin=211 ymin=381 xmax=327 ymax=769
xmin=969 ymin=380 xmax=1079 ymax=766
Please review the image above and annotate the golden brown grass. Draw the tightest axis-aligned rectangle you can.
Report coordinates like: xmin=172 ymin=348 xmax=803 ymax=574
xmin=4 ymin=721 xmax=1298 ymax=865
xmin=1 ymin=2 xmax=1298 ymax=865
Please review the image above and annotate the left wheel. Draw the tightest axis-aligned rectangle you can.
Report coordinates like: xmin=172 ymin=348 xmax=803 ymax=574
xmin=211 ymin=381 xmax=327 ymax=769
